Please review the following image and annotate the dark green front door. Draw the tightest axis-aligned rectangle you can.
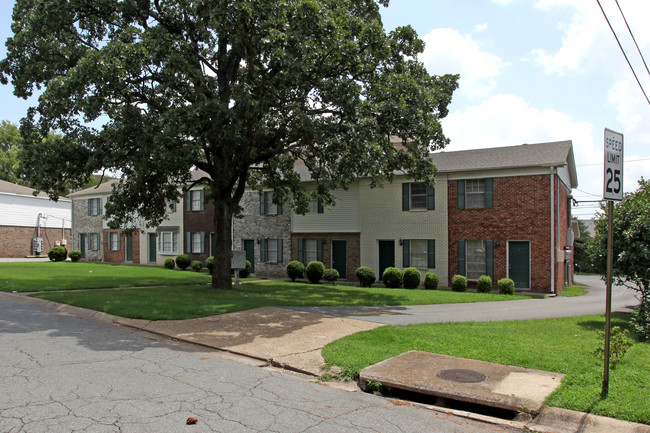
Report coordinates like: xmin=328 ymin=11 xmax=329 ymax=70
xmin=378 ymin=240 xmax=395 ymax=281
xmin=332 ymin=240 xmax=346 ymax=279
xmin=80 ymin=234 xmax=86 ymax=258
xmin=126 ymin=233 xmax=133 ymax=262
xmin=149 ymin=233 xmax=157 ymax=263
xmin=509 ymin=241 xmax=530 ymax=289
xmin=244 ymin=240 xmax=255 ymax=274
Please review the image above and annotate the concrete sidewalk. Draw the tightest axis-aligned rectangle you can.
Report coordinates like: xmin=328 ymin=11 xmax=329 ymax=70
xmin=1 ymin=290 xmax=648 ymax=433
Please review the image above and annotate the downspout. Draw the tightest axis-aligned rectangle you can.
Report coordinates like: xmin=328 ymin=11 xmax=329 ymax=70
xmin=550 ymin=169 xmax=555 ymax=294
xmin=557 ymin=170 xmax=561 ymax=291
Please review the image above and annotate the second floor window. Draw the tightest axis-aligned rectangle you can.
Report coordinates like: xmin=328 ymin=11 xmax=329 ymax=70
xmin=402 ymin=182 xmax=435 ymax=211
xmin=189 ymin=190 xmax=204 ymax=211
xmin=88 ymin=198 xmax=101 ymax=216
xmin=466 ymin=179 xmax=486 ymax=209
xmin=260 ymin=191 xmax=283 ymax=215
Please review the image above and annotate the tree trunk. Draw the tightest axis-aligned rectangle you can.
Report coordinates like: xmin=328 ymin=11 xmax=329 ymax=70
xmin=212 ymin=199 xmax=234 ymax=290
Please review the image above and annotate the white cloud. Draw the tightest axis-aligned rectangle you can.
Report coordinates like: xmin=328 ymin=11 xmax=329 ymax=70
xmin=420 ymin=28 xmax=510 ymax=99
xmin=475 ymin=23 xmax=489 ymax=33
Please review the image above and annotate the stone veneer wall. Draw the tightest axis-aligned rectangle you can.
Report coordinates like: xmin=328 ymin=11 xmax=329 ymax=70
xmin=72 ymin=197 xmax=105 ymax=262
xmin=232 ymin=190 xmax=291 ymax=278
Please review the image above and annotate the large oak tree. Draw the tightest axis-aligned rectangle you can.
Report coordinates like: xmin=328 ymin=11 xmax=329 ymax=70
xmin=1 ymin=0 xmax=458 ymax=289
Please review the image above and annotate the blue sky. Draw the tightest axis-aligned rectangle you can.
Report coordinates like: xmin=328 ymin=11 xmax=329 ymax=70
xmin=1 ymin=0 xmax=649 ymax=219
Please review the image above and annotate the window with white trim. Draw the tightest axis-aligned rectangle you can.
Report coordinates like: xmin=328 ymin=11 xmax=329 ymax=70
xmin=261 ymin=191 xmax=279 ymax=215
xmin=303 ymin=239 xmax=319 ymax=263
xmin=265 ymin=238 xmax=279 ymax=262
xmin=190 ymin=232 xmax=205 ymax=254
xmin=89 ymin=233 xmax=100 ymax=250
xmin=168 ymin=200 xmax=177 ymax=213
xmin=466 ymin=240 xmax=486 ymax=280
xmin=159 ymin=232 xmax=178 ymax=254
xmin=88 ymin=198 xmax=101 ymax=216
xmin=109 ymin=232 xmax=121 ymax=251
xmin=409 ymin=183 xmax=427 ymax=210
xmin=190 ymin=190 xmax=203 ymax=211
xmin=409 ymin=240 xmax=428 ymax=268
xmin=465 ymin=179 xmax=486 ymax=209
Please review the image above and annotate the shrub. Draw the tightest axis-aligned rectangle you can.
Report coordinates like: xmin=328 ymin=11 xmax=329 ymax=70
xmin=164 ymin=258 xmax=175 ymax=269
xmin=205 ymin=256 xmax=215 ymax=274
xmin=323 ymin=268 xmax=339 ymax=283
xmin=498 ymin=278 xmax=515 ymax=295
xmin=477 ymin=275 xmax=493 ymax=293
xmin=47 ymin=246 xmax=68 ymax=262
xmin=175 ymin=254 xmax=191 ymax=270
xmin=356 ymin=267 xmax=376 ymax=288
xmin=382 ymin=267 xmax=403 ymax=289
xmin=632 ymin=294 xmax=650 ymax=342
xmin=191 ymin=260 xmax=203 ymax=272
xmin=240 ymin=260 xmax=252 ymax=278
xmin=287 ymin=260 xmax=305 ymax=282
xmin=305 ymin=261 xmax=325 ymax=284
xmin=403 ymin=267 xmax=422 ymax=289
xmin=68 ymin=250 xmax=82 ymax=262
xmin=451 ymin=274 xmax=467 ymax=292
xmin=424 ymin=272 xmax=439 ymax=290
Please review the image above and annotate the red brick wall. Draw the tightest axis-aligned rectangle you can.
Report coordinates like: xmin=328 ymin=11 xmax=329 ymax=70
xmin=291 ymin=233 xmax=361 ymax=281
xmin=184 ymin=200 xmax=215 ymax=263
xmin=555 ymin=179 xmax=574 ymax=292
xmin=448 ymin=175 xmax=553 ymax=292
xmin=0 ymin=226 xmax=71 ymax=258
xmin=103 ymin=230 xmax=140 ymax=264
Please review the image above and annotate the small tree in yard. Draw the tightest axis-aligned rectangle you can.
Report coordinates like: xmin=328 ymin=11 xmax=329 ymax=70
xmin=1 ymin=0 xmax=457 ymax=289
xmin=588 ymin=179 xmax=650 ymax=341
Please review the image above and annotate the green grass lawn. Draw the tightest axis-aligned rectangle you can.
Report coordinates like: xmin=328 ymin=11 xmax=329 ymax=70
xmin=0 ymin=262 xmax=212 ymax=292
xmin=321 ymin=313 xmax=650 ymax=424
xmin=560 ymin=284 xmax=588 ymax=297
xmin=30 ymin=280 xmax=534 ymax=320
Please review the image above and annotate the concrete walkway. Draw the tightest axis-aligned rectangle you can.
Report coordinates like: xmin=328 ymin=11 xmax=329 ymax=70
xmin=286 ymin=274 xmax=639 ymax=325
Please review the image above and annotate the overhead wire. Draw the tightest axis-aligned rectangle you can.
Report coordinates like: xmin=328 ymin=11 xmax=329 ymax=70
xmin=614 ymin=0 xmax=650 ymax=77
xmin=596 ymin=0 xmax=650 ymax=106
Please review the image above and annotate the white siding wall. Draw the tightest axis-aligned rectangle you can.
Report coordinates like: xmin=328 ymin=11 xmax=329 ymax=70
xmin=291 ymin=182 xmax=360 ymax=233
xmin=0 ymin=194 xmax=71 ymax=228
xmin=139 ymin=198 xmax=185 ymax=265
xmin=359 ymin=176 xmax=449 ymax=287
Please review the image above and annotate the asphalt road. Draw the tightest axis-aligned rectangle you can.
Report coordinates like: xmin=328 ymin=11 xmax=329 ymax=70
xmin=288 ymin=275 xmax=639 ymax=325
xmin=0 ymin=296 xmax=522 ymax=433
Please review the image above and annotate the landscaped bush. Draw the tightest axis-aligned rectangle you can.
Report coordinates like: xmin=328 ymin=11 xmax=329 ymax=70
xmin=205 ymin=256 xmax=214 ymax=274
xmin=498 ymin=278 xmax=515 ymax=295
xmin=240 ymin=260 xmax=252 ymax=278
xmin=477 ymin=275 xmax=493 ymax=293
xmin=305 ymin=261 xmax=325 ymax=284
xmin=451 ymin=274 xmax=467 ymax=292
xmin=175 ymin=254 xmax=191 ymax=270
xmin=403 ymin=267 xmax=422 ymax=289
xmin=382 ymin=267 xmax=403 ymax=289
xmin=287 ymin=260 xmax=305 ymax=282
xmin=323 ymin=268 xmax=339 ymax=283
xmin=191 ymin=260 xmax=203 ymax=272
xmin=47 ymin=246 xmax=68 ymax=262
xmin=424 ymin=272 xmax=439 ymax=290
xmin=68 ymin=250 xmax=82 ymax=262
xmin=164 ymin=258 xmax=175 ymax=269
xmin=356 ymin=267 xmax=376 ymax=288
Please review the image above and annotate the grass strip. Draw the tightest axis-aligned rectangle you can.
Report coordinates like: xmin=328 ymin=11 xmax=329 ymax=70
xmin=322 ymin=313 xmax=649 ymax=424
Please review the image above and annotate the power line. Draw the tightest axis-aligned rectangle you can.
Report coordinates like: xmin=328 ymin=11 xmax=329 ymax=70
xmin=596 ymin=0 xmax=650 ymax=106
xmin=577 ymin=156 xmax=650 ymax=167
xmin=615 ymin=0 xmax=650 ymax=77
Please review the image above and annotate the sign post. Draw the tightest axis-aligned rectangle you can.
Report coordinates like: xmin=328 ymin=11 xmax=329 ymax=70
xmin=602 ymin=128 xmax=623 ymax=398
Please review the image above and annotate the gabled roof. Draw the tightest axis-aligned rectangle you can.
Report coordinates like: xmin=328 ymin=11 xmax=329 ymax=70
xmin=0 ymin=179 xmax=45 ymax=196
xmin=68 ymin=178 xmax=119 ymax=197
xmin=432 ymin=140 xmax=578 ymax=187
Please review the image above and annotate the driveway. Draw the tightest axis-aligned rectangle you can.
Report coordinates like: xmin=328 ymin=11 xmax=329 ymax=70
xmin=286 ymin=275 xmax=639 ymax=325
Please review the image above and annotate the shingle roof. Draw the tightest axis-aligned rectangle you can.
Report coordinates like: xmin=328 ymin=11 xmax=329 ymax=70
xmin=0 ymin=179 xmax=44 ymax=196
xmin=68 ymin=178 xmax=119 ymax=197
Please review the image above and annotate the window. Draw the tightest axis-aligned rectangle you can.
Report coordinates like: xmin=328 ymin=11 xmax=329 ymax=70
xmin=260 ymin=191 xmax=283 ymax=215
xmin=466 ymin=180 xmax=486 ymax=209
xmin=466 ymin=240 xmax=486 ymax=280
xmin=89 ymin=233 xmax=100 ymax=250
xmin=304 ymin=239 xmax=319 ymax=263
xmin=402 ymin=183 xmax=434 ymax=211
xmin=457 ymin=179 xmax=493 ymax=209
xmin=168 ymin=200 xmax=177 ymax=213
xmin=457 ymin=239 xmax=494 ymax=280
xmin=109 ymin=232 xmax=121 ymax=251
xmin=308 ymin=197 xmax=324 ymax=214
xmin=188 ymin=190 xmax=204 ymax=211
xmin=260 ymin=238 xmax=283 ymax=263
xmin=159 ymin=232 xmax=178 ymax=254
xmin=88 ymin=198 xmax=101 ymax=216
xmin=187 ymin=232 xmax=205 ymax=254
xmin=402 ymin=239 xmax=435 ymax=268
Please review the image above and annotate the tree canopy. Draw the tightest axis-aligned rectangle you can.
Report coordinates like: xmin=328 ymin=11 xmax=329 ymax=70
xmin=0 ymin=120 xmax=23 ymax=184
xmin=1 ymin=0 xmax=458 ymax=288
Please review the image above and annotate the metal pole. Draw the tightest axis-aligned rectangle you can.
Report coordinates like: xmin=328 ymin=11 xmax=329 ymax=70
xmin=601 ymin=200 xmax=613 ymax=398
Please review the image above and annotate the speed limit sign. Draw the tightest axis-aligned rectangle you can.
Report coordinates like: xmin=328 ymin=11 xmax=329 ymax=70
xmin=603 ymin=128 xmax=623 ymax=201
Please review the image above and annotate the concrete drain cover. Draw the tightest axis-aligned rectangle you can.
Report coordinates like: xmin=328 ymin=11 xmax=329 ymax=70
xmin=437 ymin=368 xmax=487 ymax=383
